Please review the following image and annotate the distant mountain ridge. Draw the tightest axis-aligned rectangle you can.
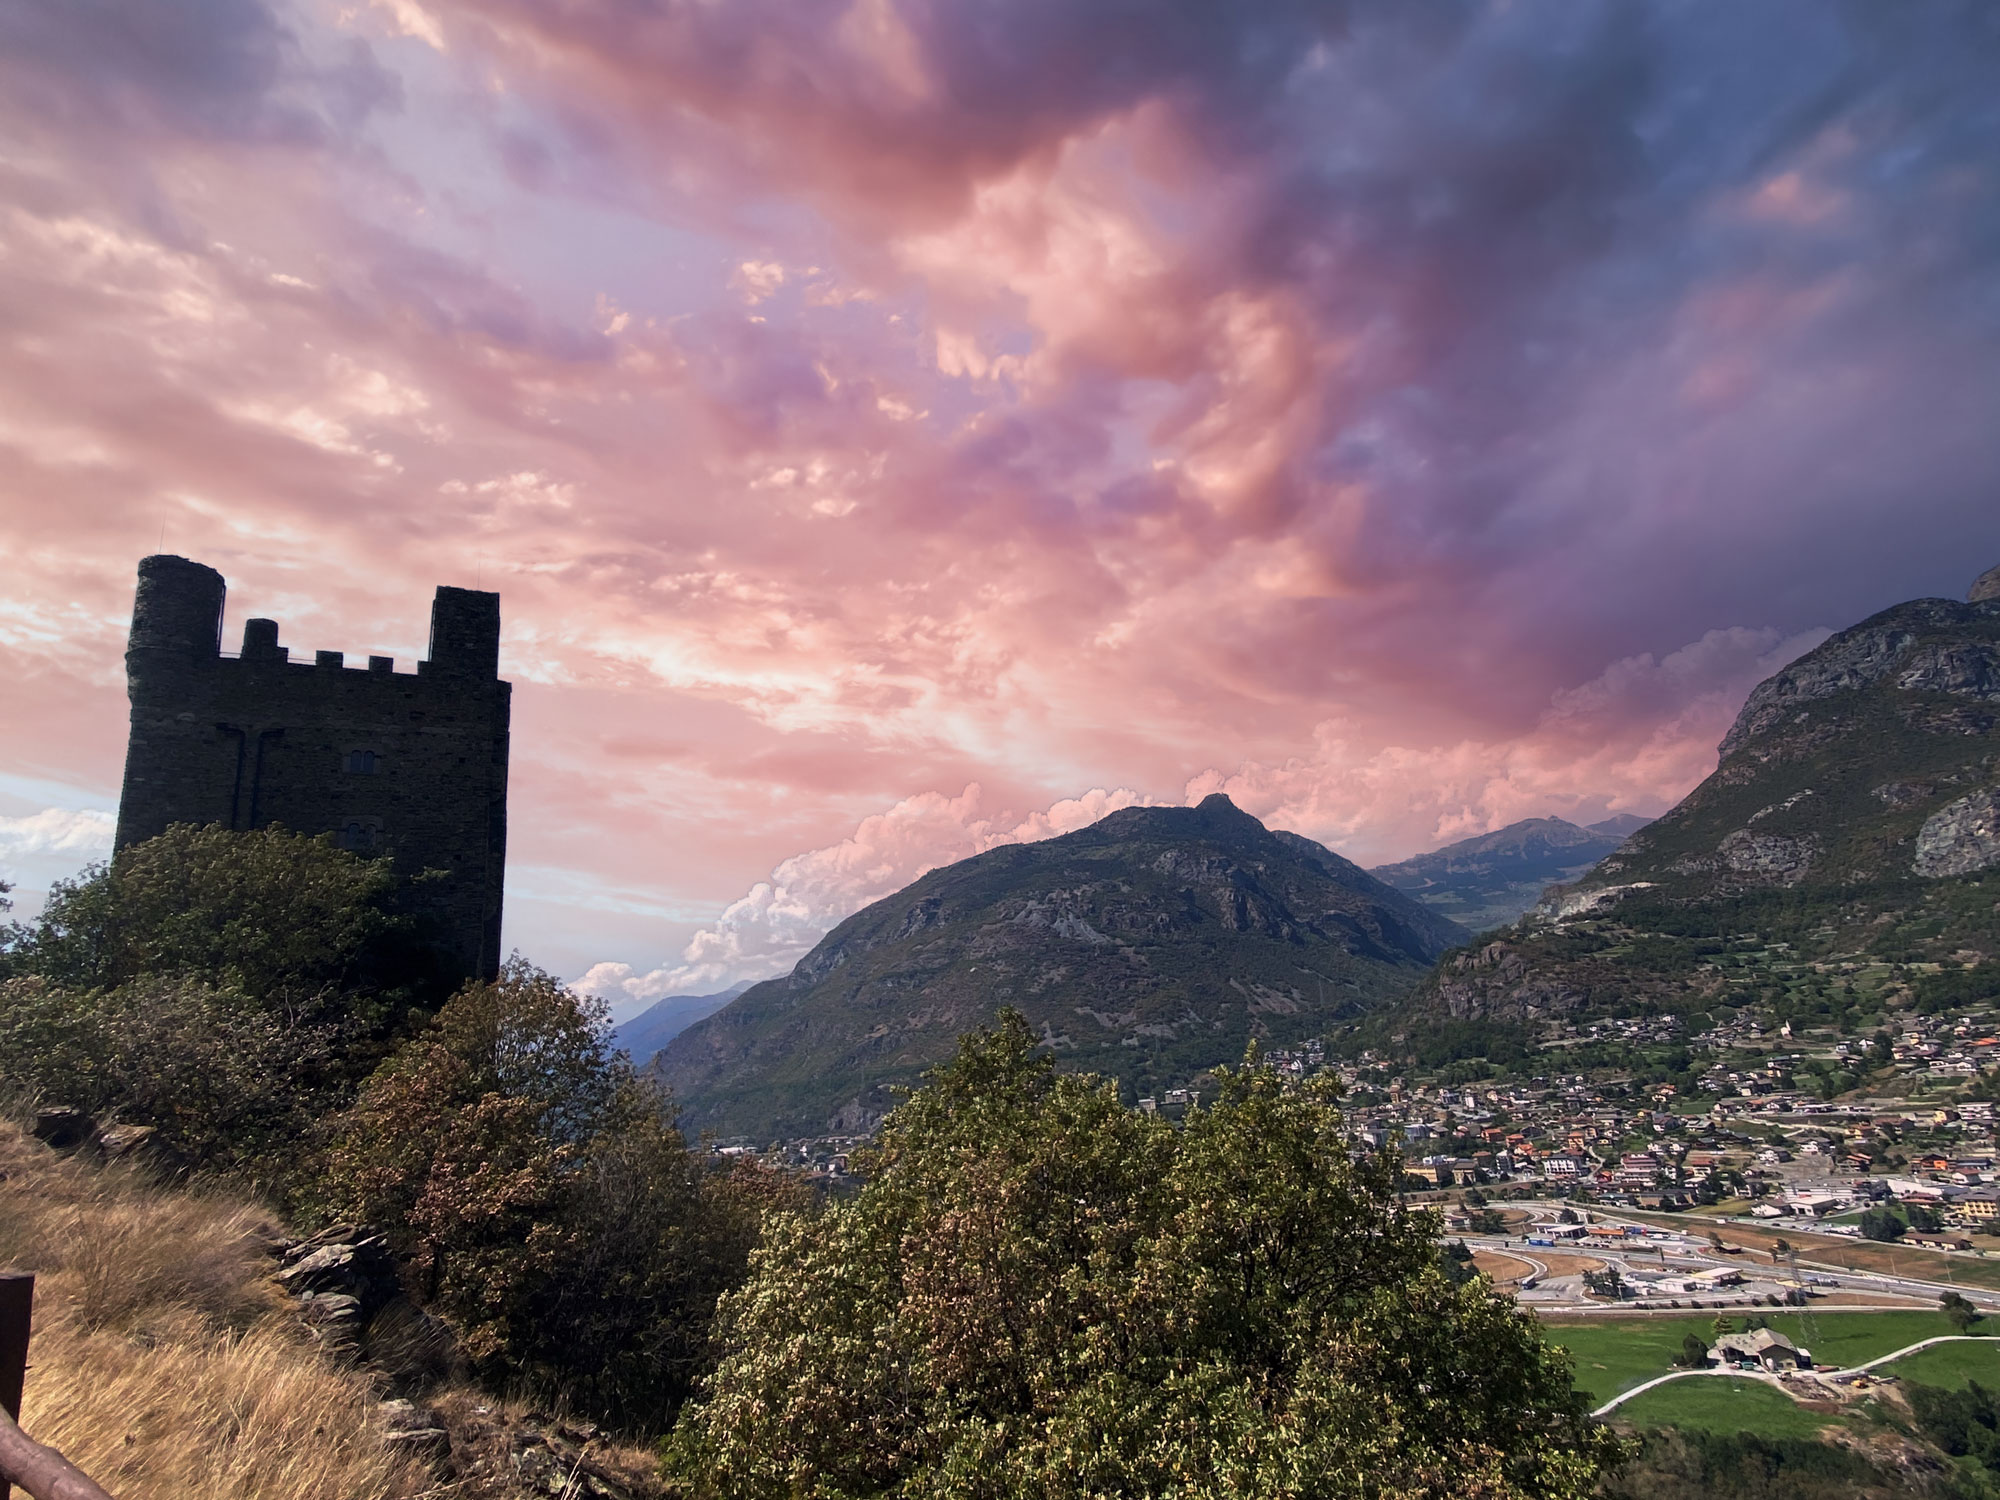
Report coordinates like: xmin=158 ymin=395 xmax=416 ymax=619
xmin=651 ymin=794 xmax=1466 ymax=1141
xmin=612 ymin=982 xmax=752 ymax=1068
xmin=1368 ymin=815 xmax=1651 ymax=933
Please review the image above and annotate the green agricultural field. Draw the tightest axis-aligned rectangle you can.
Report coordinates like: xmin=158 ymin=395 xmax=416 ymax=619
xmin=1613 ymin=1377 xmax=1844 ymax=1438
xmin=1881 ymin=1339 xmax=2000 ymax=1390
xmin=1544 ymin=1310 xmax=1976 ymax=1405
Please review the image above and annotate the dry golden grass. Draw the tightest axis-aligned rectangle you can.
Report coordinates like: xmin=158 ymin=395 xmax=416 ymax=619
xmin=0 ymin=1120 xmax=435 ymax=1500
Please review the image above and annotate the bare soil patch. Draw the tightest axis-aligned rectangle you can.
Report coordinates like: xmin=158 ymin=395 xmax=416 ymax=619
xmin=1473 ymin=1250 xmax=1536 ymax=1284
xmin=1533 ymin=1252 xmax=1608 ymax=1278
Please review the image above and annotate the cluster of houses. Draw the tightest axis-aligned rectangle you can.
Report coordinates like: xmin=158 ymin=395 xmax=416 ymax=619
xmin=1231 ymin=1042 xmax=2000 ymax=1225
xmin=760 ymin=1008 xmax=2000 ymax=1198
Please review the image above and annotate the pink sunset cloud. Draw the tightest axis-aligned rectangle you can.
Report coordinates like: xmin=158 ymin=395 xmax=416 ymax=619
xmin=1 ymin=1 xmax=1996 ymax=1007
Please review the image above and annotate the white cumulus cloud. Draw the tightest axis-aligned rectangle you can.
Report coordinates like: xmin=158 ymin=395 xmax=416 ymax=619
xmin=0 ymin=806 xmax=115 ymax=862
xmin=573 ymin=784 xmax=1149 ymax=1011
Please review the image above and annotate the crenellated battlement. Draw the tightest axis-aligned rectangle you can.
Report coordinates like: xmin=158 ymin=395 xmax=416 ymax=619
xmin=115 ymin=555 xmax=511 ymax=981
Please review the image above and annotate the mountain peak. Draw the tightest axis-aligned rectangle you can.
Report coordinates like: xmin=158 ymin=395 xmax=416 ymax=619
xmin=1717 ymin=594 xmax=2000 ymax=759
xmin=654 ymin=795 xmax=1466 ymax=1140
xmin=1973 ymin=563 xmax=2000 ymax=604
xmin=1192 ymin=791 xmax=1263 ymax=829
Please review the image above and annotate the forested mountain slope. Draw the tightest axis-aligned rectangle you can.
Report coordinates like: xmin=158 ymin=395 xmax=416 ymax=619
xmin=653 ymin=795 xmax=1464 ymax=1140
xmin=1392 ymin=582 xmax=2000 ymax=1034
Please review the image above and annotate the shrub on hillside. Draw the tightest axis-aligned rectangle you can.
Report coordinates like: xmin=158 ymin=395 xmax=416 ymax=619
xmin=322 ymin=961 xmax=791 ymax=1431
xmin=667 ymin=1012 xmax=1625 ymax=1498
xmin=1906 ymin=1380 xmax=2000 ymax=1470
xmin=0 ymin=825 xmax=460 ymax=1181
xmin=0 ymin=973 xmax=342 ymax=1176
xmin=5 ymin=822 xmax=450 ymax=1025
xmin=1601 ymin=1428 xmax=1933 ymax=1500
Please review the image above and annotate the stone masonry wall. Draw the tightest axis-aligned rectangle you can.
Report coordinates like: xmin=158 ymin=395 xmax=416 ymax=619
xmin=115 ymin=555 xmax=510 ymax=980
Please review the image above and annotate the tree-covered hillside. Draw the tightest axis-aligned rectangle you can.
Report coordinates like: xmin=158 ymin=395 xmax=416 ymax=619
xmin=1383 ymin=592 xmax=2000 ymax=1042
xmin=653 ymin=794 xmax=1466 ymax=1141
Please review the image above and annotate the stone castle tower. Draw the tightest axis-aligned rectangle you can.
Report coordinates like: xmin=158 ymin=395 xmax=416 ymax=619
xmin=114 ymin=555 xmax=511 ymax=980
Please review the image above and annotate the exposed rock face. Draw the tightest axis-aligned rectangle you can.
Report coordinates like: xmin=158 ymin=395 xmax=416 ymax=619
xmin=1915 ymin=789 xmax=2000 ymax=877
xmin=1578 ymin=593 xmax=2000 ymax=901
xmin=273 ymin=1225 xmax=400 ymax=1361
xmin=1718 ymin=829 xmax=1817 ymax=884
xmin=1390 ymin=582 xmax=2000 ymax=1034
xmin=1534 ymin=882 xmax=1654 ymax=921
xmin=1720 ymin=598 xmax=2000 ymax=757
xmin=654 ymin=795 xmax=1466 ymax=1140
xmin=1431 ymin=940 xmax=1594 ymax=1022
xmin=1973 ymin=564 xmax=2000 ymax=604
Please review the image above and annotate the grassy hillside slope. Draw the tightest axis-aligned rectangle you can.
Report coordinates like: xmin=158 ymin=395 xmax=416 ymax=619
xmin=0 ymin=1121 xmax=433 ymax=1500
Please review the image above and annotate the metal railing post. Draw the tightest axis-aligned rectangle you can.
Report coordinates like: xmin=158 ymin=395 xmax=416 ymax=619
xmin=0 ymin=1274 xmax=30 ymax=1500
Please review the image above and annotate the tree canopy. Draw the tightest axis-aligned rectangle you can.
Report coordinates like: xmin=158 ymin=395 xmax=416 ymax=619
xmin=322 ymin=960 xmax=791 ymax=1429
xmin=668 ymin=1012 xmax=1624 ymax=1498
xmin=0 ymin=824 xmax=452 ymax=1177
xmin=7 ymin=821 xmax=431 ymax=1012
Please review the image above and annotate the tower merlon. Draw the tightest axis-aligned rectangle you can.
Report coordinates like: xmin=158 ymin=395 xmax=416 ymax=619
xmin=424 ymin=585 xmax=501 ymax=678
xmin=128 ymin=554 xmax=225 ymax=661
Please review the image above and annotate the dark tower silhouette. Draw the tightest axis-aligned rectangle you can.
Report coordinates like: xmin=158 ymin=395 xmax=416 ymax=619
xmin=115 ymin=556 xmax=511 ymax=980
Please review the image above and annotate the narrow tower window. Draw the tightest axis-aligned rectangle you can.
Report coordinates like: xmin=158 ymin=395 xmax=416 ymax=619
xmin=344 ymin=749 xmax=379 ymax=774
xmin=338 ymin=817 xmax=384 ymax=852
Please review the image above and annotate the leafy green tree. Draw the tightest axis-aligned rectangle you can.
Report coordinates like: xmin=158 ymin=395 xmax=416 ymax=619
xmin=1859 ymin=1207 xmax=1906 ymax=1242
xmin=9 ymin=823 xmax=415 ymax=1004
xmin=323 ymin=960 xmax=787 ymax=1430
xmin=1582 ymin=1267 xmax=1627 ymax=1300
xmin=1674 ymin=1333 xmax=1710 ymax=1369
xmin=0 ymin=825 xmax=459 ymax=1180
xmin=1943 ymin=1292 xmax=1982 ymax=1335
xmin=0 ymin=972 xmax=342 ymax=1175
xmin=668 ymin=1012 xmax=1624 ymax=1499
xmin=1441 ymin=1239 xmax=1478 ymax=1286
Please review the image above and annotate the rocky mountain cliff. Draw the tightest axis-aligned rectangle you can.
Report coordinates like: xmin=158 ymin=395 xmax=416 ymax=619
xmin=1399 ymin=579 xmax=2000 ymax=1030
xmin=652 ymin=795 xmax=1465 ymax=1140
xmin=1369 ymin=815 xmax=1650 ymax=933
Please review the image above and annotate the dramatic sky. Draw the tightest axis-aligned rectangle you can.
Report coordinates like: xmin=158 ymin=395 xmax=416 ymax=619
xmin=2 ymin=1 xmax=1997 ymax=1015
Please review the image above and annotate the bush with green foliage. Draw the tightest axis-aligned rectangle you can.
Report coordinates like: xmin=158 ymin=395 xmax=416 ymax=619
xmin=5 ymin=822 xmax=430 ymax=1004
xmin=1943 ymin=1291 xmax=1983 ymax=1335
xmin=667 ymin=1013 xmax=1625 ymax=1499
xmin=322 ymin=960 xmax=792 ymax=1430
xmin=1601 ymin=1428 xmax=1944 ymax=1500
xmin=1913 ymin=961 xmax=2000 ymax=1016
xmin=0 ymin=972 xmax=343 ymax=1175
xmin=1906 ymin=1380 xmax=2000 ymax=1472
xmin=0 ymin=824 xmax=455 ymax=1178
xmin=1859 ymin=1207 xmax=1906 ymax=1242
